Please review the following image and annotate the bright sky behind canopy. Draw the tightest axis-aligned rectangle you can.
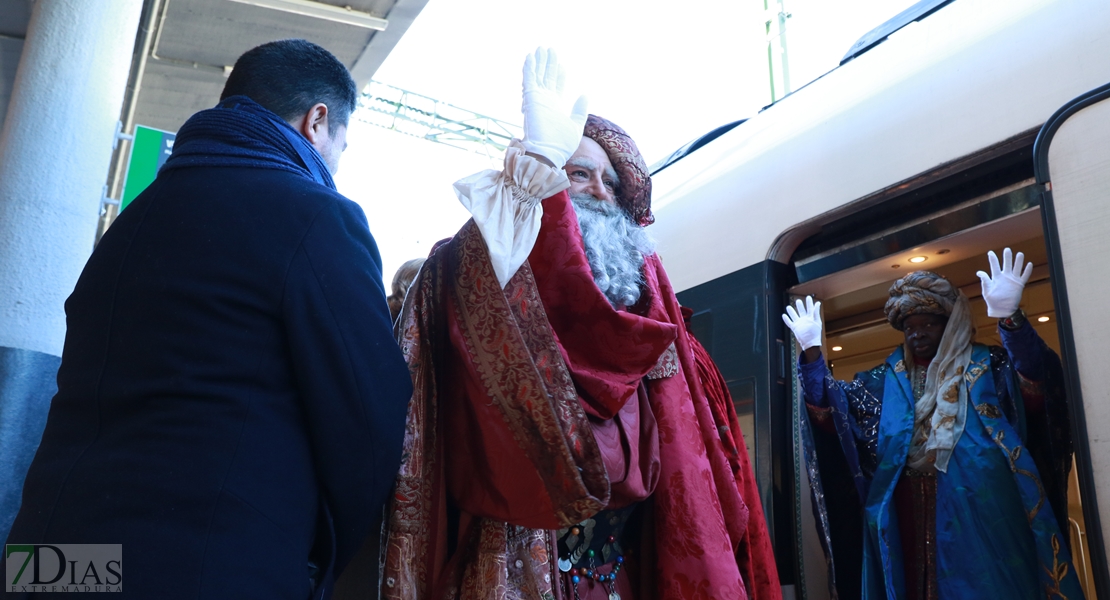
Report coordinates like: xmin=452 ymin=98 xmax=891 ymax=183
xmin=334 ymin=0 xmax=919 ymax=281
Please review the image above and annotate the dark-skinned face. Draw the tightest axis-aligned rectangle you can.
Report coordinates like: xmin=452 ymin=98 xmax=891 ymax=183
xmin=902 ymin=313 xmax=948 ymax=360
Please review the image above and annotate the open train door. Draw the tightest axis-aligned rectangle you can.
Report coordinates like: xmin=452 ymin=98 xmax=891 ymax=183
xmin=1035 ymin=81 xmax=1110 ymax=599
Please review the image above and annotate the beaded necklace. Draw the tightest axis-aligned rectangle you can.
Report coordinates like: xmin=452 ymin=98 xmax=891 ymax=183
xmin=556 ymin=507 xmax=633 ymax=600
xmin=562 ymin=547 xmax=624 ymax=600
xmin=910 ymin=356 xmax=931 ymax=402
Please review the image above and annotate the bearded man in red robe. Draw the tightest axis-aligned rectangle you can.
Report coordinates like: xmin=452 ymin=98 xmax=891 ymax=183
xmin=381 ymin=49 xmax=780 ymax=600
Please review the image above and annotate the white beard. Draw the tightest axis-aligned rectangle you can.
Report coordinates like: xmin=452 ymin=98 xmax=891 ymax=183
xmin=570 ymin=194 xmax=656 ymax=307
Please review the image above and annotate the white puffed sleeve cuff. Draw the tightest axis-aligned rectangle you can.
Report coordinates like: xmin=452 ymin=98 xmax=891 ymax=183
xmin=453 ymin=140 xmax=570 ymax=288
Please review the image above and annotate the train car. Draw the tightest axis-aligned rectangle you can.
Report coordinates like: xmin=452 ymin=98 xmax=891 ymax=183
xmin=648 ymin=0 xmax=1110 ymax=597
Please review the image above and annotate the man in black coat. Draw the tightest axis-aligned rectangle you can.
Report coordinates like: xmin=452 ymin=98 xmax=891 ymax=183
xmin=4 ymin=40 xmax=412 ymax=599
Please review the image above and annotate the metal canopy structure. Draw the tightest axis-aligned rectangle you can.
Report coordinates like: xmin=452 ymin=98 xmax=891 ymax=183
xmin=0 ymin=0 xmax=430 ymax=217
xmin=357 ymin=80 xmax=522 ymax=156
xmin=132 ymin=0 xmax=427 ymax=133
xmin=0 ymin=0 xmax=428 ymax=132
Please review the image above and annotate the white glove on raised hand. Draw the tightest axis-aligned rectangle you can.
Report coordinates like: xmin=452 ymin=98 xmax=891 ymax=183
xmin=782 ymin=296 xmax=823 ymax=350
xmin=976 ymin=247 xmax=1033 ymax=318
xmin=520 ymin=48 xmax=589 ymax=168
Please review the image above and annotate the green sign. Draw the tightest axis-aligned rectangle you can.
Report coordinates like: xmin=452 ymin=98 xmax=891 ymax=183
xmin=120 ymin=125 xmax=175 ymax=211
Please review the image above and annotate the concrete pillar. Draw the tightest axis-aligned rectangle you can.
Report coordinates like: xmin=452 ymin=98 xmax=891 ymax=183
xmin=0 ymin=0 xmax=143 ymax=541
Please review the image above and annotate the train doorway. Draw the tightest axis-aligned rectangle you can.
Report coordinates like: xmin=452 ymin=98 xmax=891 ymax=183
xmin=783 ymin=177 xmax=1097 ymax=599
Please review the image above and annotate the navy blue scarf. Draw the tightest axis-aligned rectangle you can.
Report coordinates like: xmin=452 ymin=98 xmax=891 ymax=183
xmin=161 ymin=95 xmax=336 ymax=190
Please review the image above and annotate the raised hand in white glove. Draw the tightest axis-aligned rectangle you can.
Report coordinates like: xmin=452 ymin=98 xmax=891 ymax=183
xmin=520 ymin=48 xmax=589 ymax=168
xmin=976 ymin=247 xmax=1033 ymax=318
xmin=782 ymin=296 xmax=823 ymax=350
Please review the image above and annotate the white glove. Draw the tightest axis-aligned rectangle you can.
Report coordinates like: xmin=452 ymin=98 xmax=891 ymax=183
xmin=976 ymin=248 xmax=1033 ymax=318
xmin=520 ymin=48 xmax=589 ymax=168
xmin=782 ymin=296 xmax=823 ymax=350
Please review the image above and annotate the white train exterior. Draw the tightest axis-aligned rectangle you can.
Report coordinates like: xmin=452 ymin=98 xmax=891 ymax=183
xmin=648 ymin=0 xmax=1110 ymax=597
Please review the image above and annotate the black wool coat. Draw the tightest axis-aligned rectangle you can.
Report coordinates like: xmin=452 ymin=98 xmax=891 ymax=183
xmin=6 ymin=164 xmax=412 ymax=599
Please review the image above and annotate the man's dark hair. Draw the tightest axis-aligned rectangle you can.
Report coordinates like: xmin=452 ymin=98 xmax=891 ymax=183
xmin=221 ymin=39 xmax=358 ymax=130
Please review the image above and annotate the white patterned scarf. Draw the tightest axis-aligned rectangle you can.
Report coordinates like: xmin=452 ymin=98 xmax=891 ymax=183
xmin=906 ymin=293 xmax=974 ymax=473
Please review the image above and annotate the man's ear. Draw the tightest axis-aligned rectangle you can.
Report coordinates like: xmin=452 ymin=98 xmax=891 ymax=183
xmin=293 ymin=103 xmax=329 ymax=145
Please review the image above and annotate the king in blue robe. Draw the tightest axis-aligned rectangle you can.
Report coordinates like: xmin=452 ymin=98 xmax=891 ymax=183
xmin=783 ymin=250 xmax=1084 ymax=600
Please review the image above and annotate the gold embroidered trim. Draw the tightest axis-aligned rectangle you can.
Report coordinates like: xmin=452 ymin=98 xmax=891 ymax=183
xmin=963 ymin=359 xmax=989 ymax=388
xmin=451 ymin=223 xmax=608 ymax=525
xmin=975 ymin=403 xmax=1003 ymax=420
xmin=989 ymin=428 xmax=1046 ymax=523
xmin=1043 ymin=534 xmax=1071 ymax=600
xmin=646 ymin=342 xmax=679 ymax=379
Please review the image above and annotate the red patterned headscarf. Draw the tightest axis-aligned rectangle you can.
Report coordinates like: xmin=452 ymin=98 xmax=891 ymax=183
xmin=583 ymin=114 xmax=654 ymax=227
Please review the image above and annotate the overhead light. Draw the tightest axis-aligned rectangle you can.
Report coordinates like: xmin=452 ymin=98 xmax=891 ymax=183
xmin=936 ymin=249 xmax=951 ymax=255
xmin=226 ymin=0 xmax=389 ymax=30
xmin=1037 ymin=316 xmax=1051 ymax=323
xmin=891 ymin=264 xmax=900 ymax=269
xmin=908 ymin=256 xmax=928 ymax=263
xmin=831 ymin=346 xmax=843 ymax=352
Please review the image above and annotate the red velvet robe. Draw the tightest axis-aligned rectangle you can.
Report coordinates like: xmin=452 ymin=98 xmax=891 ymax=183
xmin=382 ymin=190 xmax=780 ymax=600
